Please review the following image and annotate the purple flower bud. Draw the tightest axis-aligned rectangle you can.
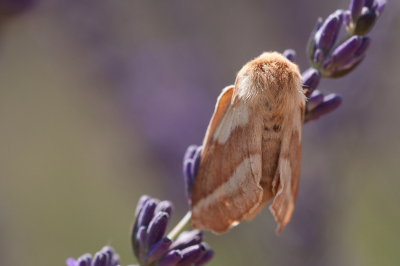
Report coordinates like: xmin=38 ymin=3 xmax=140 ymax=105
xmin=354 ymin=9 xmax=377 ymax=35
xmin=170 ymin=230 xmax=203 ymax=251
xmin=331 ymin=36 xmax=363 ymax=66
xmin=76 ymin=254 xmax=92 ymax=266
xmin=314 ymin=10 xmax=343 ymax=53
xmin=100 ymin=246 xmax=119 ymax=266
xmin=135 ymin=195 xmax=151 ymax=218
xmin=195 ymin=249 xmax=214 ymax=266
xmin=304 ymin=94 xmax=342 ymax=123
xmin=306 ymin=90 xmax=324 ymax=112
xmin=354 ymin=37 xmax=371 ymax=57
xmin=340 ymin=53 xmax=366 ymax=72
xmin=155 ymin=200 xmax=174 ymax=218
xmin=176 ymin=244 xmax=207 ymax=266
xmin=183 ymin=145 xmax=202 ymax=205
xmin=137 ymin=199 xmax=157 ymax=229
xmin=157 ymin=250 xmax=183 ymax=266
xmin=134 ymin=226 xmax=147 ymax=261
xmin=313 ymin=49 xmax=324 ymax=64
xmin=145 ymin=237 xmax=173 ymax=264
xmin=301 ymin=68 xmax=321 ymax=97
xmin=283 ymin=49 xmax=296 ymax=62
xmin=146 ymin=212 xmax=169 ymax=248
xmin=92 ymin=252 xmax=107 ymax=266
xmin=183 ymin=145 xmax=198 ymax=163
xmin=307 ymin=18 xmax=323 ymax=63
xmin=66 ymin=258 xmax=77 ymax=266
xmin=350 ymin=0 xmax=365 ymax=21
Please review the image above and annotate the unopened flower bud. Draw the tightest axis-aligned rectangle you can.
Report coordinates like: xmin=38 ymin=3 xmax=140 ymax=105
xmin=146 ymin=212 xmax=169 ymax=248
xmin=314 ymin=10 xmax=343 ymax=53
xmin=283 ymin=49 xmax=296 ymax=62
xmin=170 ymin=230 xmax=203 ymax=251
xmin=302 ymin=68 xmax=321 ymax=97
xmin=145 ymin=237 xmax=172 ymax=264
xmin=304 ymin=94 xmax=342 ymax=123
xmin=354 ymin=9 xmax=376 ymax=35
xmin=350 ymin=0 xmax=365 ymax=21
xmin=331 ymin=36 xmax=363 ymax=66
xmin=306 ymin=90 xmax=324 ymax=112
xmin=176 ymin=244 xmax=207 ymax=266
xmin=157 ymin=250 xmax=182 ymax=266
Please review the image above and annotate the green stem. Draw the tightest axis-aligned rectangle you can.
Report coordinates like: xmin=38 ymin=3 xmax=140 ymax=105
xmin=167 ymin=211 xmax=192 ymax=241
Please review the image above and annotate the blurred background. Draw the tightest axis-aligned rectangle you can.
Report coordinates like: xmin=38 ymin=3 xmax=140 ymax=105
xmin=0 ymin=0 xmax=399 ymax=265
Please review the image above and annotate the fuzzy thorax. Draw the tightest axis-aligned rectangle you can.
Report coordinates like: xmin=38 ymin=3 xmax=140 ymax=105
xmin=232 ymin=52 xmax=305 ymax=116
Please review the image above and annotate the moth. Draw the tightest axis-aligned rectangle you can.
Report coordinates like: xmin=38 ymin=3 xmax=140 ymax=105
xmin=191 ymin=52 xmax=306 ymax=234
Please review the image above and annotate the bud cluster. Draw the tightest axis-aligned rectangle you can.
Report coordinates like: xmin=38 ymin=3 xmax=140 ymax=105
xmin=288 ymin=0 xmax=386 ymax=121
xmin=66 ymin=246 xmax=121 ymax=266
xmin=307 ymin=0 xmax=385 ymax=79
xmin=131 ymin=195 xmax=214 ymax=266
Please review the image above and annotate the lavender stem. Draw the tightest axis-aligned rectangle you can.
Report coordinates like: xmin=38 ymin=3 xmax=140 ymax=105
xmin=167 ymin=211 xmax=192 ymax=241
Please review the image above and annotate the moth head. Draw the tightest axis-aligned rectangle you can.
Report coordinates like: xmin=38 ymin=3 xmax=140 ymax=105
xmin=233 ymin=52 xmax=305 ymax=113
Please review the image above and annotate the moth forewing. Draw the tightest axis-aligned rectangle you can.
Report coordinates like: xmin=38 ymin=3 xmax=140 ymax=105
xmin=191 ymin=52 xmax=305 ymax=234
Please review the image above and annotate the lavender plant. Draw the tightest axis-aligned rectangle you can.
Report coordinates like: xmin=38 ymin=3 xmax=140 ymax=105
xmin=66 ymin=0 xmax=385 ymax=265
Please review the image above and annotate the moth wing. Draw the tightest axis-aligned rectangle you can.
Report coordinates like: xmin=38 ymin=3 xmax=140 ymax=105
xmin=201 ymin=85 xmax=235 ymax=143
xmin=269 ymin=104 xmax=304 ymax=234
xmin=191 ymin=86 xmax=264 ymax=234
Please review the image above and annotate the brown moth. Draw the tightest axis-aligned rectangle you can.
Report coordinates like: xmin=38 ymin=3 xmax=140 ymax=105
xmin=191 ymin=52 xmax=306 ymax=234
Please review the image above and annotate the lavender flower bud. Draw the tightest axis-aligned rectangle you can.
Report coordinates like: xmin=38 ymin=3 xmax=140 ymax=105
xmin=170 ymin=230 xmax=203 ymax=251
xmin=183 ymin=145 xmax=202 ymax=205
xmin=134 ymin=226 xmax=147 ymax=261
xmin=354 ymin=9 xmax=377 ymax=35
xmin=307 ymin=18 xmax=323 ymax=63
xmin=194 ymin=243 xmax=214 ymax=266
xmin=195 ymin=250 xmax=214 ymax=266
xmin=146 ymin=212 xmax=170 ymax=248
xmin=331 ymin=36 xmax=363 ymax=66
xmin=176 ymin=244 xmax=207 ymax=266
xmin=137 ymin=199 xmax=157 ymax=229
xmin=314 ymin=10 xmax=343 ymax=53
xmin=145 ymin=237 xmax=173 ymax=264
xmin=135 ymin=195 xmax=151 ymax=218
xmin=101 ymin=246 xmax=120 ymax=266
xmin=302 ymin=68 xmax=321 ymax=97
xmin=354 ymin=37 xmax=371 ymax=57
xmin=154 ymin=200 xmax=174 ymax=218
xmin=183 ymin=145 xmax=198 ymax=163
xmin=92 ymin=253 xmax=107 ymax=266
xmin=283 ymin=49 xmax=296 ymax=62
xmin=306 ymin=90 xmax=324 ymax=112
xmin=304 ymin=94 xmax=342 ymax=123
xmin=322 ymin=36 xmax=370 ymax=78
xmin=157 ymin=250 xmax=183 ymax=266
xmin=313 ymin=49 xmax=324 ymax=64
xmin=350 ymin=0 xmax=365 ymax=21
xmin=78 ymin=254 xmax=92 ymax=266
